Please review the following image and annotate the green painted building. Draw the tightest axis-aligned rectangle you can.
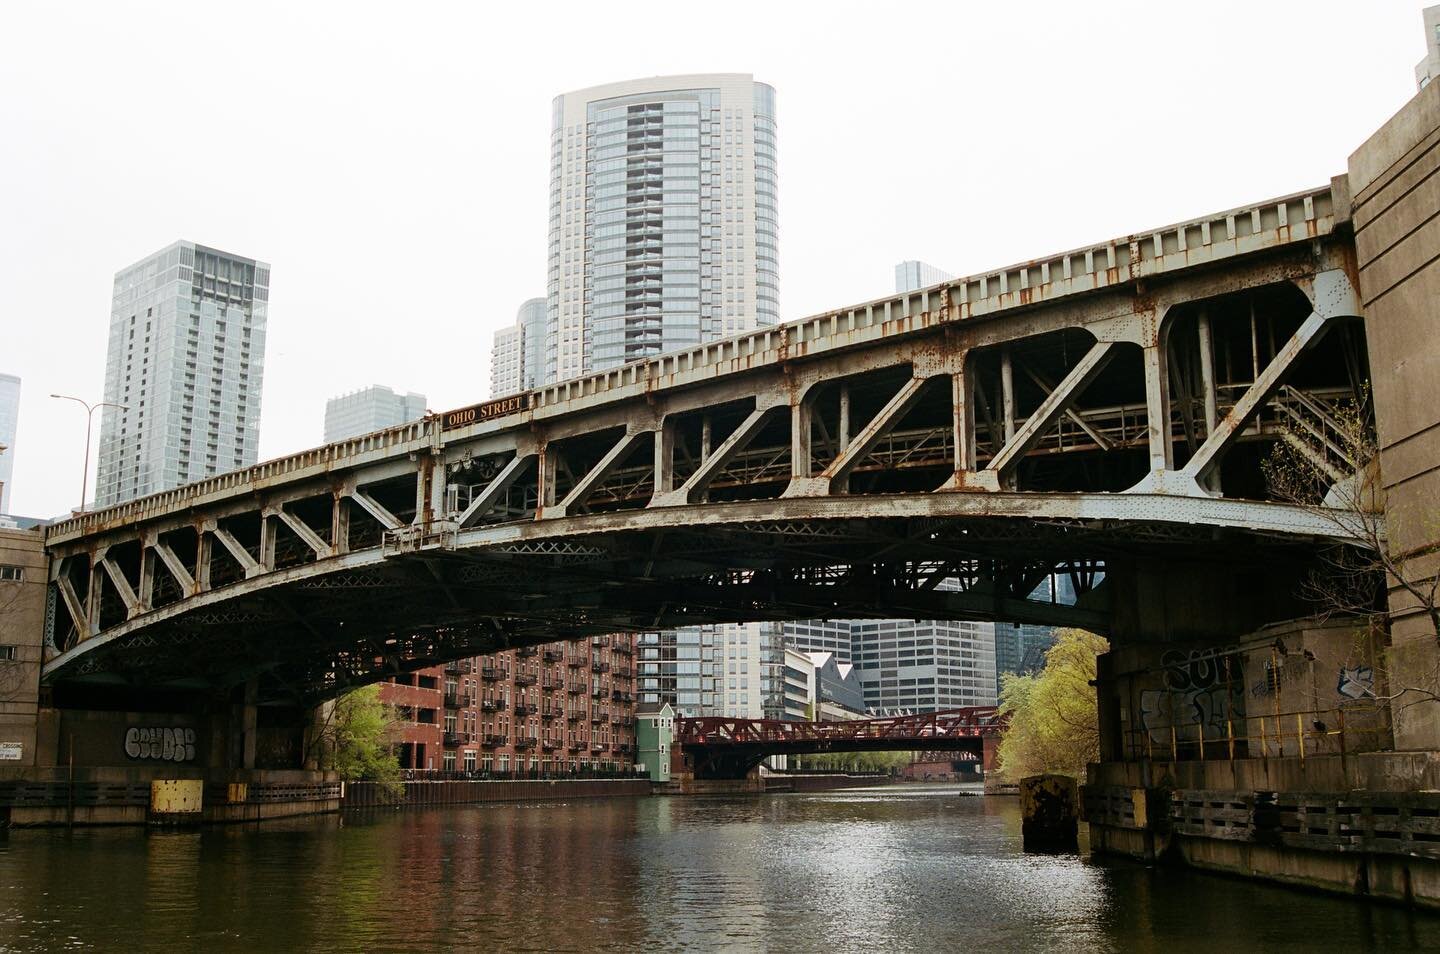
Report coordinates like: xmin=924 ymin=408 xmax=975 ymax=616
xmin=636 ymin=702 xmax=675 ymax=783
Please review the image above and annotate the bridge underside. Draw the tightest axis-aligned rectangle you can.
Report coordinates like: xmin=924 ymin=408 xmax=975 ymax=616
xmin=44 ymin=497 xmax=1332 ymax=705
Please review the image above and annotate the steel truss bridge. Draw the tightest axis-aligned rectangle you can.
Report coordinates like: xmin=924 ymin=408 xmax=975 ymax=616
xmin=40 ymin=183 xmax=1372 ymax=703
xmin=676 ymin=707 xmax=1004 ymax=780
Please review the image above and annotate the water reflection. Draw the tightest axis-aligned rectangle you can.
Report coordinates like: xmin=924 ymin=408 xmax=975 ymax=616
xmin=0 ymin=785 xmax=1436 ymax=952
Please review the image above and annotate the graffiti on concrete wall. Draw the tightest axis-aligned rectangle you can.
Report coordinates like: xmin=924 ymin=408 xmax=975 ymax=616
xmin=1139 ymin=647 xmax=1246 ymax=745
xmin=124 ymin=726 xmax=197 ymax=763
xmin=1337 ymin=665 xmax=1374 ymax=700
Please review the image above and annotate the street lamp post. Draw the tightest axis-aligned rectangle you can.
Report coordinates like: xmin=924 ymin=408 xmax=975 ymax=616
xmin=50 ymin=394 xmax=127 ymax=513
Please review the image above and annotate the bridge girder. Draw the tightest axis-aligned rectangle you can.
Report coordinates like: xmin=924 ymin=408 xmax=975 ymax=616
xmin=37 ymin=184 xmax=1376 ymax=703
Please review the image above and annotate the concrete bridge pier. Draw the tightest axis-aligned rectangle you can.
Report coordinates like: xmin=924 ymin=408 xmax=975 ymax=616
xmin=0 ymin=529 xmax=338 ymax=826
xmin=1084 ymin=76 xmax=1440 ymax=908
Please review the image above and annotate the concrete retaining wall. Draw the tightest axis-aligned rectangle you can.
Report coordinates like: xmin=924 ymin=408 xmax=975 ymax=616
xmin=344 ymin=777 xmax=651 ymax=809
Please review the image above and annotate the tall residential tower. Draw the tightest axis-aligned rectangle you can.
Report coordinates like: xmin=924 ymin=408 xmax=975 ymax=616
xmin=547 ymin=74 xmax=778 ymax=381
xmin=490 ymin=297 xmax=547 ymax=397
xmin=95 ymin=242 xmax=268 ymax=507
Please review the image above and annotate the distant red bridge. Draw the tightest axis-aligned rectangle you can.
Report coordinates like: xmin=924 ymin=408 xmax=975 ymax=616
xmin=675 ymin=707 xmax=1007 ymax=780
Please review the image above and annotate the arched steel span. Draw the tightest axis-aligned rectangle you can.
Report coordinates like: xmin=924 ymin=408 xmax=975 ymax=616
xmin=38 ymin=184 xmax=1373 ymax=703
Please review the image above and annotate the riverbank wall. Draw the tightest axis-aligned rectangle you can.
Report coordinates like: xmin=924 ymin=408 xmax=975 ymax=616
xmin=0 ymin=767 xmax=340 ymax=827
xmin=344 ymin=776 xmax=650 ymax=809
xmin=1085 ymin=753 xmax=1440 ymax=910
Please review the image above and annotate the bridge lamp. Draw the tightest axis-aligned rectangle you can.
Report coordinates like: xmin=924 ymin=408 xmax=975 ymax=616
xmin=50 ymin=394 xmax=129 ymax=514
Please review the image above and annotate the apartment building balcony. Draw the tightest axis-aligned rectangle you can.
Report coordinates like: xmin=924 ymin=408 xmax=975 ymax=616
xmin=515 ymin=646 xmax=538 ymax=658
xmin=591 ymin=635 xmax=611 ymax=648
xmin=543 ymin=648 xmax=565 ymax=663
xmin=480 ymin=697 xmax=500 ymax=712
xmin=481 ymin=734 xmax=508 ymax=748
xmin=514 ymin=703 xmax=538 ymax=717
xmin=514 ymin=673 xmax=537 ymax=687
xmin=591 ymin=662 xmax=610 ymax=674
xmin=443 ymin=732 xmax=463 ymax=748
xmin=481 ymin=667 xmax=508 ymax=682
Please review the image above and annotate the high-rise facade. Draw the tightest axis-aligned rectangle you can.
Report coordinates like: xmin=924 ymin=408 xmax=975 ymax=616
xmin=638 ymin=622 xmax=785 ymax=720
xmin=0 ymin=374 xmax=18 ymax=513
xmin=547 ymin=74 xmax=777 ymax=381
xmin=994 ymin=622 xmax=1058 ymax=696
xmin=851 ymin=617 xmax=998 ymax=713
xmin=95 ymin=242 xmax=268 ymax=507
xmin=489 ymin=297 xmax=547 ymax=397
xmin=1417 ymin=5 xmax=1440 ymax=90
xmin=324 ymin=386 xmax=427 ymax=443
xmin=894 ymin=260 xmax=954 ymax=293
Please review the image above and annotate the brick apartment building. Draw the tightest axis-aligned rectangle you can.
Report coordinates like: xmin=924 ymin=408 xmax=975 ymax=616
xmin=381 ymin=634 xmax=638 ymax=774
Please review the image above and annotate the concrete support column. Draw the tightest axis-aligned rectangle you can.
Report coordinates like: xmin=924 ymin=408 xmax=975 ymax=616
xmin=791 ymin=401 xmax=811 ymax=479
xmin=331 ymin=494 xmax=350 ymax=555
xmin=137 ymin=547 xmax=155 ymax=612
xmin=194 ymin=530 xmax=212 ymax=593
xmin=1000 ymin=348 xmax=1016 ymax=442
xmin=230 ymin=679 xmax=259 ymax=772
xmin=1142 ymin=344 xmax=1173 ymax=472
xmin=653 ymin=420 xmax=675 ymax=495
xmin=258 ymin=516 xmax=276 ymax=572
xmin=1197 ymin=309 xmax=1218 ymax=435
xmin=952 ymin=370 xmax=975 ymax=473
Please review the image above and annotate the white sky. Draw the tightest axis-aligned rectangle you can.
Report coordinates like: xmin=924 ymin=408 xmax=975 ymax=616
xmin=0 ymin=0 xmax=1426 ymax=518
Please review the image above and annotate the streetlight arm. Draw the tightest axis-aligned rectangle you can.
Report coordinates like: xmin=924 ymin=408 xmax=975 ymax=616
xmin=50 ymin=395 xmax=129 ymax=514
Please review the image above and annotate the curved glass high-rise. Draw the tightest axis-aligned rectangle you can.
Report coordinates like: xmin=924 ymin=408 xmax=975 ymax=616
xmin=547 ymin=74 xmax=777 ymax=381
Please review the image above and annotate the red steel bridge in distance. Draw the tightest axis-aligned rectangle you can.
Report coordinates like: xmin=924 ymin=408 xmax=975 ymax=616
xmin=674 ymin=707 xmax=1007 ymax=780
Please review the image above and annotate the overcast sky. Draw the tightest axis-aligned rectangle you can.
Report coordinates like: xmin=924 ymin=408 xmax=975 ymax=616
xmin=0 ymin=0 xmax=1426 ymax=518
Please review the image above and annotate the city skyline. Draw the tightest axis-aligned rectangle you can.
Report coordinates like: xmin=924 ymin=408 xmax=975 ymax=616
xmin=0 ymin=2 xmax=1424 ymax=519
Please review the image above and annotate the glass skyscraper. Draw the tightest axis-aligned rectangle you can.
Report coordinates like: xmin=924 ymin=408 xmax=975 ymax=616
xmin=95 ymin=242 xmax=269 ymax=508
xmin=547 ymin=74 xmax=778 ymax=381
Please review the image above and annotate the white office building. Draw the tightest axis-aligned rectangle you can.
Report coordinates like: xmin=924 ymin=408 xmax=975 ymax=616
xmin=324 ymin=386 xmax=427 ymax=443
xmin=1418 ymin=5 xmax=1440 ymax=90
xmin=894 ymin=260 xmax=954 ymax=293
xmin=490 ymin=297 xmax=547 ymax=397
xmin=547 ymin=74 xmax=778 ymax=381
xmin=0 ymin=373 xmax=18 ymax=513
xmin=95 ymin=242 xmax=268 ymax=508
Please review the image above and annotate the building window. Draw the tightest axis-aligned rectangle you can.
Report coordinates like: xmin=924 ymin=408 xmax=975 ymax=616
xmin=0 ymin=566 xmax=23 ymax=582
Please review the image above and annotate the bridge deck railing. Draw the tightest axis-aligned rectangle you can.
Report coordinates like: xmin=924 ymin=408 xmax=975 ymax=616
xmin=45 ymin=184 xmax=1337 ymax=545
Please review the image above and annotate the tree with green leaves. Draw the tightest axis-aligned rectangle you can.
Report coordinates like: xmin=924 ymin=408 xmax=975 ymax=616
xmin=309 ymin=684 xmax=403 ymax=792
xmin=995 ymin=628 xmax=1109 ymax=780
